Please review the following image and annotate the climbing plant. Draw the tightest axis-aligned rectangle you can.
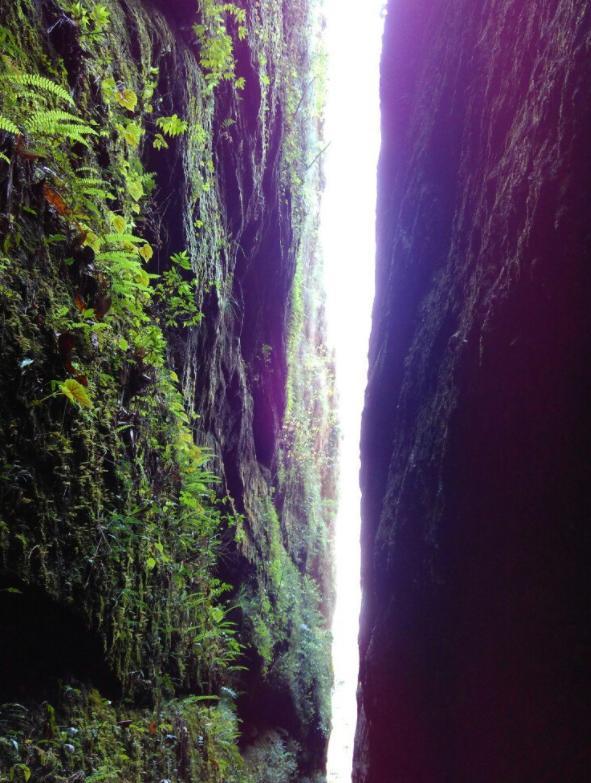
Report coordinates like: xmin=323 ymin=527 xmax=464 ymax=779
xmin=194 ymin=0 xmax=248 ymax=91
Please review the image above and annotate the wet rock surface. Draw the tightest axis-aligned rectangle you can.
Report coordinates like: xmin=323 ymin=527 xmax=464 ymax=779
xmin=355 ymin=1 xmax=591 ymax=780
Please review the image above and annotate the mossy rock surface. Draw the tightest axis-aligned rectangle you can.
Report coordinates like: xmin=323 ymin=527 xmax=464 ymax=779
xmin=0 ymin=0 xmax=335 ymax=780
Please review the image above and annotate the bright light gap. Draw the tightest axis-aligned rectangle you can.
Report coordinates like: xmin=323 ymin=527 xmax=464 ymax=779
xmin=321 ymin=2 xmax=386 ymax=782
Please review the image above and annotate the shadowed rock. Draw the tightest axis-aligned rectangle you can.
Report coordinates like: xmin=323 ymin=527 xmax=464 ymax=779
xmin=355 ymin=1 xmax=591 ymax=780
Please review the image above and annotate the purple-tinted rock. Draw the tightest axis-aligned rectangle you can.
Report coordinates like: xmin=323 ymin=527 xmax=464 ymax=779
xmin=355 ymin=2 xmax=591 ymax=780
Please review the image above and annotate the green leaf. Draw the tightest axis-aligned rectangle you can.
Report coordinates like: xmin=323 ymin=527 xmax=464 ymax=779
xmin=0 ymin=115 xmax=19 ymax=135
xmin=156 ymin=114 xmax=188 ymax=138
xmin=59 ymin=378 xmax=92 ymax=408
xmin=171 ymin=250 xmax=191 ymax=270
xmin=153 ymin=132 xmax=168 ymax=150
xmin=9 ymin=764 xmax=31 ymax=783
xmin=110 ymin=213 xmax=127 ymax=234
xmin=91 ymin=4 xmax=111 ymax=32
xmin=127 ymin=178 xmax=144 ymax=202
xmin=116 ymin=88 xmax=138 ymax=112
xmin=138 ymin=243 xmax=153 ymax=262
xmin=117 ymin=120 xmax=143 ymax=148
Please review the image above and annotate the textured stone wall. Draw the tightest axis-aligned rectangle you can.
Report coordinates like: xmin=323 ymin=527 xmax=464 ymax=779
xmin=355 ymin=2 xmax=591 ymax=780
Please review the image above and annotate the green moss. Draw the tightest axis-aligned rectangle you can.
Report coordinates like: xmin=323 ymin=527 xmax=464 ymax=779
xmin=244 ymin=731 xmax=298 ymax=783
xmin=0 ymin=0 xmax=336 ymax=780
xmin=0 ymin=684 xmax=247 ymax=783
xmin=0 ymin=0 xmax=239 ymax=699
xmin=237 ymin=495 xmax=332 ymax=738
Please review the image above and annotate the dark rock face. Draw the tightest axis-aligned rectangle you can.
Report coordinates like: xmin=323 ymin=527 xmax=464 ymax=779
xmin=355 ymin=1 xmax=591 ymax=781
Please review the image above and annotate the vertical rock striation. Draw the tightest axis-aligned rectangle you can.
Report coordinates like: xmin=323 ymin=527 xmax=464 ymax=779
xmin=356 ymin=1 xmax=591 ymax=780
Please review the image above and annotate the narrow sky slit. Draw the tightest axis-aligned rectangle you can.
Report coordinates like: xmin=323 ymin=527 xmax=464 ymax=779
xmin=321 ymin=2 xmax=386 ymax=781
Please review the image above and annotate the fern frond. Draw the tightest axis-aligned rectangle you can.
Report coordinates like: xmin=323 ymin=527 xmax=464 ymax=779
xmin=78 ymin=186 xmax=115 ymax=199
xmin=0 ymin=115 xmax=20 ymax=135
xmin=25 ymin=110 xmax=92 ymax=133
xmin=103 ymin=233 xmax=145 ymax=245
xmin=74 ymin=176 xmax=110 ymax=186
xmin=9 ymin=88 xmax=52 ymax=104
xmin=56 ymin=123 xmax=97 ymax=137
xmin=26 ymin=112 xmax=96 ymax=140
xmin=34 ymin=123 xmax=97 ymax=148
xmin=0 ymin=151 xmax=11 ymax=165
xmin=1 ymin=73 xmax=74 ymax=106
xmin=156 ymin=114 xmax=189 ymax=138
xmin=97 ymin=250 xmax=139 ymax=264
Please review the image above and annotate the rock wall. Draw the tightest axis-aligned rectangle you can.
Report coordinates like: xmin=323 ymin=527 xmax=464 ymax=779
xmin=0 ymin=1 xmax=335 ymax=781
xmin=355 ymin=1 xmax=591 ymax=781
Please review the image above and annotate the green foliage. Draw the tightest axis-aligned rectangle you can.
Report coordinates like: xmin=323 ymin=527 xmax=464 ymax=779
xmin=59 ymin=378 xmax=93 ymax=408
xmin=8 ymin=764 xmax=31 ymax=783
xmin=115 ymin=88 xmax=138 ymax=112
xmin=64 ymin=1 xmax=111 ymax=36
xmin=0 ymin=0 xmax=335 ymax=780
xmin=156 ymin=114 xmax=189 ymax=138
xmin=237 ymin=498 xmax=332 ymax=737
xmin=194 ymin=1 xmax=248 ymax=90
xmin=0 ymin=116 xmax=19 ymax=135
xmin=0 ymin=72 xmax=73 ymax=105
xmin=116 ymin=119 xmax=142 ymax=147
xmin=154 ymin=250 xmax=203 ymax=328
xmin=0 ymin=69 xmax=97 ymax=149
xmin=191 ymin=120 xmax=209 ymax=148
xmin=26 ymin=109 xmax=94 ymax=135
xmin=0 ymin=12 xmax=237 ymax=701
xmin=28 ymin=114 xmax=96 ymax=146
xmin=244 ymin=732 xmax=298 ymax=783
xmin=0 ymin=686 xmax=247 ymax=783
xmin=152 ymin=132 xmax=168 ymax=150
xmin=101 ymin=77 xmax=138 ymax=112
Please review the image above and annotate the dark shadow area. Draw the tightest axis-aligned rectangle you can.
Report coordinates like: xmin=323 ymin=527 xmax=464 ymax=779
xmin=237 ymin=659 xmax=326 ymax=779
xmin=0 ymin=577 xmax=120 ymax=704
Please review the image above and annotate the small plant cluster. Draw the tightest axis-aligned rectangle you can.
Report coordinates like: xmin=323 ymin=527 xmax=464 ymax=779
xmin=0 ymin=684 xmax=305 ymax=783
xmin=243 ymin=730 xmax=299 ymax=783
xmin=0 ymin=72 xmax=96 ymax=151
xmin=194 ymin=0 xmax=248 ymax=91
xmin=100 ymin=74 xmax=192 ymax=155
xmin=0 ymin=37 xmax=200 ymax=389
xmin=61 ymin=1 xmax=111 ymax=37
xmin=153 ymin=114 xmax=189 ymax=150
xmin=154 ymin=250 xmax=203 ymax=328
